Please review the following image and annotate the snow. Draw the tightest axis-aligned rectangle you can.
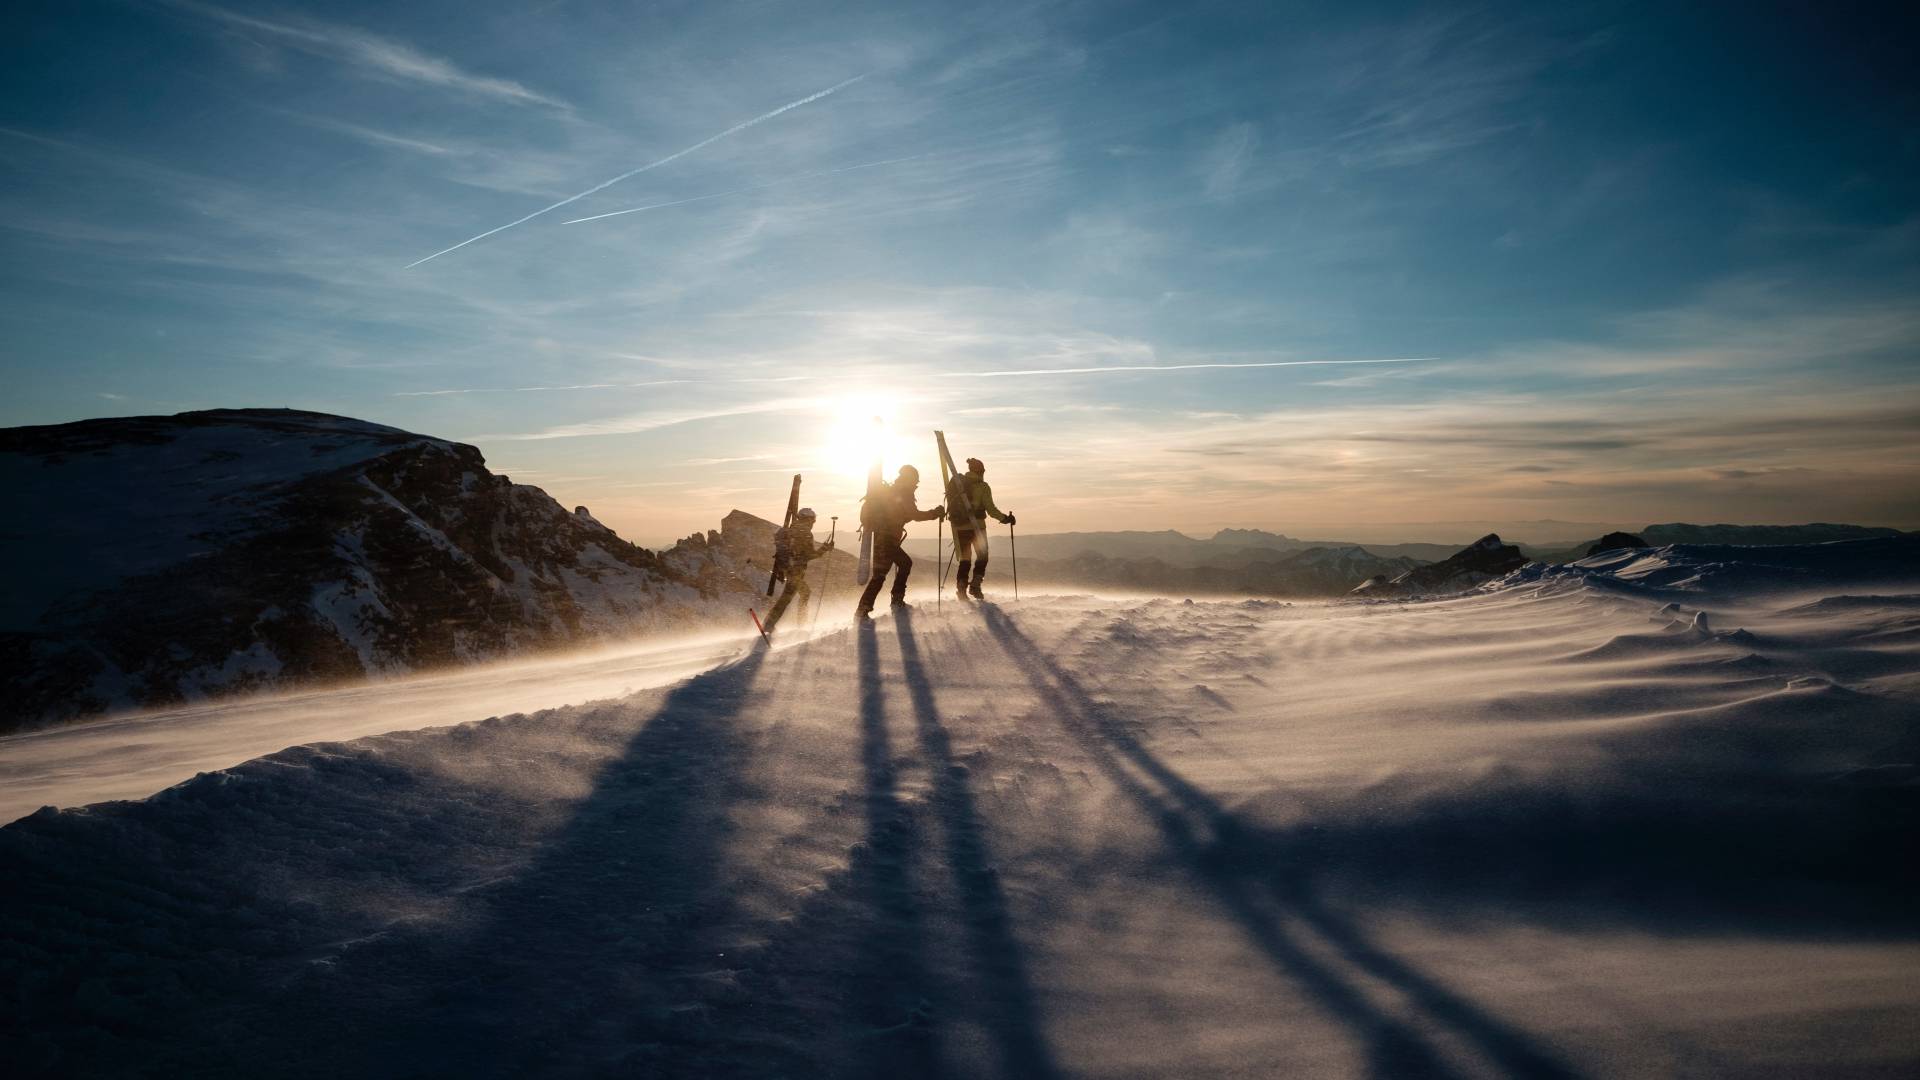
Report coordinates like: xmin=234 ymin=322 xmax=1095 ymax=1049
xmin=3 ymin=540 xmax=1917 ymax=1075
xmin=0 ymin=631 xmax=753 ymax=825
xmin=0 ymin=412 xmax=448 ymax=631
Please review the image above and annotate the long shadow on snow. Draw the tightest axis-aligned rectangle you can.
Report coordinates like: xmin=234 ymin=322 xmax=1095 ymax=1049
xmin=253 ymin=643 xmax=773 ymax=1078
xmin=893 ymin=609 xmax=1061 ymax=1080
xmin=979 ymin=603 xmax=1577 ymax=1080
xmin=649 ymin=619 xmax=948 ymax=1079
xmin=648 ymin=615 xmax=1062 ymax=1078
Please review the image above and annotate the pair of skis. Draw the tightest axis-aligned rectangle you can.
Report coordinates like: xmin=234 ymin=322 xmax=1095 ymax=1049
xmin=934 ymin=430 xmax=977 ymax=608
xmin=751 ymin=473 xmax=802 ymax=642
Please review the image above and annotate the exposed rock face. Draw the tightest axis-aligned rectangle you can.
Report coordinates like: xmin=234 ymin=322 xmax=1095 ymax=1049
xmin=0 ymin=409 xmax=725 ymax=730
xmin=1350 ymin=534 xmax=1530 ymax=598
xmin=1585 ymin=531 xmax=1650 ymax=557
xmin=660 ymin=508 xmax=857 ymax=603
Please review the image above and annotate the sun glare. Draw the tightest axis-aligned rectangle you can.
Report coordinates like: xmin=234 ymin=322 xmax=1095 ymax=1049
xmin=822 ymin=395 xmax=915 ymax=480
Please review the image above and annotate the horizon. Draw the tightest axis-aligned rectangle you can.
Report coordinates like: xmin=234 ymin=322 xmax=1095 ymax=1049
xmin=5 ymin=1 xmax=1918 ymax=543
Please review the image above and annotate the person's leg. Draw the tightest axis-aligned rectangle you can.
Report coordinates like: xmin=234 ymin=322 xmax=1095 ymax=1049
xmin=855 ymin=544 xmax=893 ymax=614
xmin=953 ymin=529 xmax=975 ymax=598
xmin=889 ymin=547 xmax=914 ymax=604
xmin=760 ymin=576 xmax=798 ymax=626
xmin=969 ymin=530 xmax=991 ymax=594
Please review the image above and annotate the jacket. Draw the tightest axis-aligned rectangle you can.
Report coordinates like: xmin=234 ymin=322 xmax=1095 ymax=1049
xmin=946 ymin=473 xmax=1008 ymax=528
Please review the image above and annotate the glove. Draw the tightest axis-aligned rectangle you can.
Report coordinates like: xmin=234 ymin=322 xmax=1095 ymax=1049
xmin=1005 ymin=512 xmax=1016 ymax=527
xmin=821 ymin=540 xmax=835 ymax=552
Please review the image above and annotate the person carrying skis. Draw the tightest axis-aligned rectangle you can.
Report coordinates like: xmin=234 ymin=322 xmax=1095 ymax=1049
xmin=947 ymin=456 xmax=1014 ymax=600
xmin=762 ymin=507 xmax=832 ymax=633
xmin=854 ymin=464 xmax=944 ymax=619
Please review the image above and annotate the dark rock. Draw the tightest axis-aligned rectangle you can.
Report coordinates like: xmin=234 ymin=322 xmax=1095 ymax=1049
xmin=1585 ymin=531 xmax=1650 ymax=557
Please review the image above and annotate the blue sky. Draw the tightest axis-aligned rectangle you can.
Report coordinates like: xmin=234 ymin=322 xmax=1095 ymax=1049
xmin=4 ymin=0 xmax=1916 ymax=544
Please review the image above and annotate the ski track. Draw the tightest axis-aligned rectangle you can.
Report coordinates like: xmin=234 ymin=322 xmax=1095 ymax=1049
xmin=4 ymin=570 xmax=1920 ymax=1077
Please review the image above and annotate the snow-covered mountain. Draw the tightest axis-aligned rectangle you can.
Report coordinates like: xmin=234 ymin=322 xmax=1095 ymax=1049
xmin=1350 ymin=533 xmax=1530 ymax=597
xmin=0 ymin=409 xmax=736 ymax=730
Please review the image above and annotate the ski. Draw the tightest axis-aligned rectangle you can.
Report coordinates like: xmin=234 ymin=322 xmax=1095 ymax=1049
xmin=856 ymin=432 xmax=882 ymax=585
xmin=934 ymin=430 xmax=977 ymax=591
xmin=768 ymin=473 xmax=801 ymax=596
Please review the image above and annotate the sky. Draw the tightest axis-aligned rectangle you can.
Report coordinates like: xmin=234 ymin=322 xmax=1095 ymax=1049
xmin=3 ymin=0 xmax=1917 ymax=547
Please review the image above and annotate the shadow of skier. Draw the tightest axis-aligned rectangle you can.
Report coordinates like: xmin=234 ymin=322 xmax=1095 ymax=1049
xmin=894 ymin=609 xmax=1061 ymax=1080
xmin=259 ymin=642 xmax=776 ymax=1078
xmin=837 ymin=618 xmax=944 ymax=1078
xmin=978 ymin=603 xmax=1578 ymax=1080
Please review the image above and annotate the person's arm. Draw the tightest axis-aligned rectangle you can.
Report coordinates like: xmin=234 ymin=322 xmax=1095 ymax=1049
xmin=974 ymin=480 xmax=1009 ymax=524
xmin=912 ymin=498 xmax=945 ymax=522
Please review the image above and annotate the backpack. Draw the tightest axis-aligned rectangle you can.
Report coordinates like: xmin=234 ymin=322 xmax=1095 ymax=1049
xmin=772 ymin=525 xmax=793 ymax=580
xmin=859 ymin=480 xmax=893 ymax=531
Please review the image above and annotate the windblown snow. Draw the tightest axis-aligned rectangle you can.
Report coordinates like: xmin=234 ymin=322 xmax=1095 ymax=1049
xmin=4 ymin=538 xmax=1917 ymax=1077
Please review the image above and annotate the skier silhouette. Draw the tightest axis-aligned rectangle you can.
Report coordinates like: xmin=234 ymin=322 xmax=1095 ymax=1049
xmin=947 ymin=456 xmax=1014 ymax=600
xmin=762 ymin=507 xmax=831 ymax=633
xmin=854 ymin=465 xmax=943 ymax=619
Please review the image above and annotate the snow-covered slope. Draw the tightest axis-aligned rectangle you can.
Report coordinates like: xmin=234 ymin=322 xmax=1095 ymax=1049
xmin=0 ymin=409 xmax=732 ymax=729
xmin=4 ymin=539 xmax=1916 ymax=1076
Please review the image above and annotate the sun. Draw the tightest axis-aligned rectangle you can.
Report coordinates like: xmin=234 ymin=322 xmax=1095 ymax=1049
xmin=822 ymin=394 xmax=916 ymax=480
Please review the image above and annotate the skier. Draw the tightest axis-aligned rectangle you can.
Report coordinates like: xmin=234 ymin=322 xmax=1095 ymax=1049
xmin=854 ymin=464 xmax=944 ymax=619
xmin=947 ymin=456 xmax=1015 ymax=600
xmin=762 ymin=508 xmax=832 ymax=634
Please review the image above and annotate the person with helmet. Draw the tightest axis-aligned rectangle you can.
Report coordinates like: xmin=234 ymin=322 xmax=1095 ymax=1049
xmin=854 ymin=464 xmax=944 ymax=619
xmin=947 ymin=456 xmax=1015 ymax=600
xmin=762 ymin=507 xmax=833 ymax=633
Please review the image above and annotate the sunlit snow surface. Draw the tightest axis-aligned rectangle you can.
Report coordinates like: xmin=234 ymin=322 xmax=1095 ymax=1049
xmin=3 ymin=539 xmax=1917 ymax=1077
xmin=0 ymin=631 xmax=756 ymax=823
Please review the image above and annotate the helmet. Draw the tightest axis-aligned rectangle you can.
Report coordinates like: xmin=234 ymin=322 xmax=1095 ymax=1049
xmin=897 ymin=464 xmax=920 ymax=484
xmin=795 ymin=507 xmax=816 ymax=522
xmin=966 ymin=457 xmax=985 ymax=474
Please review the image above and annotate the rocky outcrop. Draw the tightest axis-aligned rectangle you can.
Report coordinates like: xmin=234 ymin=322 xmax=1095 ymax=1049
xmin=0 ymin=409 xmax=727 ymax=729
xmin=661 ymin=508 xmax=858 ymax=602
xmin=1584 ymin=531 xmax=1650 ymax=557
xmin=1350 ymin=534 xmax=1529 ymax=598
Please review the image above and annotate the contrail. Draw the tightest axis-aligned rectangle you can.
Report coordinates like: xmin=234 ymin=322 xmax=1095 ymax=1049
xmin=404 ymin=73 xmax=867 ymax=268
xmin=562 ymin=153 xmax=931 ymax=225
xmin=935 ymin=358 xmax=1431 ymax=378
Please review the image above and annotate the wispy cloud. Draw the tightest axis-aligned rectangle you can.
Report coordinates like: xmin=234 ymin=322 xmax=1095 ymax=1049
xmin=163 ymin=1 xmax=566 ymax=108
xmin=393 ymin=380 xmax=689 ymax=397
xmin=404 ymin=73 xmax=868 ymax=268
xmin=284 ymin=113 xmax=465 ymax=157
xmin=1199 ymin=121 xmax=1258 ymax=198
xmin=475 ymin=397 xmax=823 ymax=442
xmin=936 ymin=358 xmax=1429 ymax=378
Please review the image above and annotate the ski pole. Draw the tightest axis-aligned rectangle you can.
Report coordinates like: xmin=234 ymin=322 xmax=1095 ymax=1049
xmin=1010 ymin=519 xmax=1018 ymax=601
xmin=936 ymin=512 xmax=943 ymax=611
xmin=812 ymin=517 xmax=837 ymax=626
